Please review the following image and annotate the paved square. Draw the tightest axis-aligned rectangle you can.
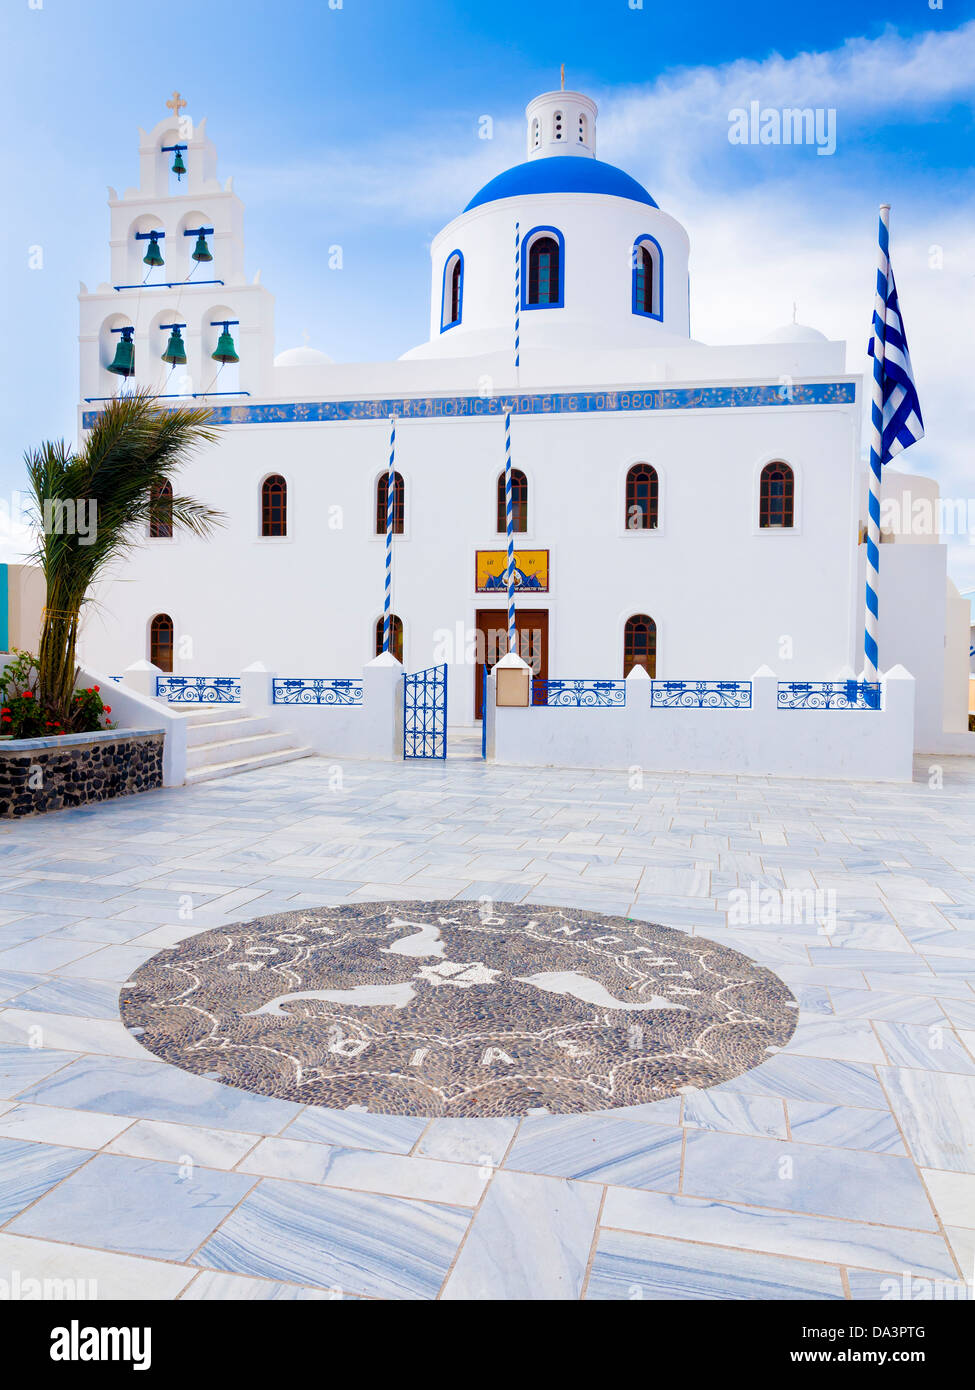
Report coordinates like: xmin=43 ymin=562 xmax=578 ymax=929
xmin=0 ymin=742 xmax=973 ymax=1299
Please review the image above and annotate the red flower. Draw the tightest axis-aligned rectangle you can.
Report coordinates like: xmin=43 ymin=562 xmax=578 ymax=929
xmin=94 ymin=686 xmax=100 ymax=693
xmin=20 ymin=691 xmax=33 ymax=699
xmin=1 ymin=715 xmax=11 ymax=723
xmin=104 ymin=706 xmax=112 ymax=714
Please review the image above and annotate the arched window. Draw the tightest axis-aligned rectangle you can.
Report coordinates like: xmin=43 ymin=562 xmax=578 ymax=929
xmin=625 ymin=465 xmax=658 ymax=530
xmin=525 ymin=229 xmax=564 ymax=308
xmin=553 ymin=110 xmax=564 ymax=141
xmin=149 ymin=613 xmax=174 ymax=673
xmin=632 ymin=235 xmax=663 ymax=320
xmin=624 ymin=615 xmax=656 ymax=677
xmin=760 ymin=462 xmax=795 ymax=528
xmin=149 ymin=480 xmax=173 ymax=538
xmin=531 ymin=117 xmax=541 ymax=150
xmin=497 ymin=469 xmax=528 ymax=533
xmin=578 ymin=113 xmax=588 ymax=144
xmin=261 ymin=475 xmax=287 ymax=537
xmin=376 ymin=471 xmax=405 ymax=534
xmin=441 ymin=251 xmax=463 ymax=331
xmin=375 ymin=614 xmax=404 ymax=663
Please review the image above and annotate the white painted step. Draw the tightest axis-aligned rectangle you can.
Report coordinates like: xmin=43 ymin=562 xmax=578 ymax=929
xmin=186 ymin=730 xmax=297 ymax=771
xmin=186 ymin=716 xmax=272 ymax=749
xmin=159 ymin=702 xmax=313 ymax=783
xmin=185 ymin=745 xmax=315 ymax=784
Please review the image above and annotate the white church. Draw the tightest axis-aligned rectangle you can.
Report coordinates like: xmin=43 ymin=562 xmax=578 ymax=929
xmin=77 ymin=88 xmax=972 ymax=757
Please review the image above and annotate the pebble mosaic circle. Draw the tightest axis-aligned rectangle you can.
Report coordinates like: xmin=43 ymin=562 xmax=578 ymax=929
xmin=122 ymin=901 xmax=798 ymax=1117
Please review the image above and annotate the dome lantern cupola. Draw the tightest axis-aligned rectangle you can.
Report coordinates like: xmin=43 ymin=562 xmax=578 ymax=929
xmin=526 ymin=89 xmax=597 ymax=160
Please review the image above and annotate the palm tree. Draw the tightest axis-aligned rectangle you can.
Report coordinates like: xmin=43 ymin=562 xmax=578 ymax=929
xmin=25 ymin=390 xmax=225 ymax=722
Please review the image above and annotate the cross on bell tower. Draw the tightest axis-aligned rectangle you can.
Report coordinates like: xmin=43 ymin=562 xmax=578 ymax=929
xmin=166 ymin=91 xmax=187 ymax=121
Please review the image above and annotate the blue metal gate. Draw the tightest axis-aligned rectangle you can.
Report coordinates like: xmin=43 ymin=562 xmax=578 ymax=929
xmin=403 ymin=664 xmax=447 ymax=760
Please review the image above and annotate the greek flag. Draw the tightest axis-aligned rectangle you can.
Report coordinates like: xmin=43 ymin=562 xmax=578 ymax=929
xmin=868 ymin=261 xmax=924 ymax=463
xmin=863 ymin=206 xmax=924 ymax=680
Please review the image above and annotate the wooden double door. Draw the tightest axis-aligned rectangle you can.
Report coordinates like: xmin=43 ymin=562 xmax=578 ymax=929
xmin=475 ymin=609 xmax=549 ymax=720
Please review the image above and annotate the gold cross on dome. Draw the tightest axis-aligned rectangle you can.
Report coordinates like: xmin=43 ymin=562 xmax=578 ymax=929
xmin=166 ymin=91 xmax=187 ymax=119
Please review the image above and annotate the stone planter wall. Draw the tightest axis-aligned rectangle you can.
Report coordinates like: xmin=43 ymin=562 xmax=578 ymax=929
xmin=0 ymin=728 xmax=164 ymax=819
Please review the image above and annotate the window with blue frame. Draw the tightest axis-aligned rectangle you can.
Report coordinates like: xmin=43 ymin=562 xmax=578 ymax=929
xmin=441 ymin=251 xmax=463 ymax=331
xmin=632 ymin=235 xmax=663 ymax=321
xmin=527 ymin=235 xmax=562 ymax=306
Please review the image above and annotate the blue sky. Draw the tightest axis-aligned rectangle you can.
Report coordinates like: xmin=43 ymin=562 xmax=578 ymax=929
xmin=2 ymin=0 xmax=974 ymax=588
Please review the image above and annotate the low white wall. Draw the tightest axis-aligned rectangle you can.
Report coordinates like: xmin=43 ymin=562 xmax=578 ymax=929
xmin=239 ymin=654 xmax=404 ymax=760
xmin=492 ymin=668 xmax=917 ymax=782
xmin=80 ymin=666 xmax=189 ymax=787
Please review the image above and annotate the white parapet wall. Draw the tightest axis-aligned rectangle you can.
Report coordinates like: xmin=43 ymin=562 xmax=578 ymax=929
xmin=243 ymin=654 xmax=404 ymax=759
xmin=491 ymin=665 xmax=917 ymax=782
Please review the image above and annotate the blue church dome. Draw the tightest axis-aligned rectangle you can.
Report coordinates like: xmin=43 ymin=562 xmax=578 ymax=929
xmin=465 ymin=156 xmax=658 ymax=212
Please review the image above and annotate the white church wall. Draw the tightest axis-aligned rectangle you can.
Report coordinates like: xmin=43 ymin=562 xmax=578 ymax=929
xmin=492 ymin=667 xmax=916 ymax=782
xmin=78 ymin=397 xmax=860 ymax=726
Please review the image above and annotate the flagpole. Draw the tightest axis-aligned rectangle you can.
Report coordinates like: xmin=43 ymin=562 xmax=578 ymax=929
xmin=864 ymin=203 xmax=890 ymax=683
xmin=504 ymin=410 xmax=516 ymax=654
xmin=382 ymin=417 xmax=396 ymax=653
xmin=514 ymin=220 xmax=521 ymax=383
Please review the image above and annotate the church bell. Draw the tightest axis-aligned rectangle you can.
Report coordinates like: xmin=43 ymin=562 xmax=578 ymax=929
xmin=171 ymin=148 xmax=187 ymax=179
xmin=212 ymin=326 xmax=239 ymax=364
xmin=161 ymin=326 xmax=187 ymax=365
xmin=107 ymin=329 xmax=135 ymax=377
xmin=142 ymin=233 xmax=164 ymax=268
xmin=191 ymin=232 xmax=213 ymax=263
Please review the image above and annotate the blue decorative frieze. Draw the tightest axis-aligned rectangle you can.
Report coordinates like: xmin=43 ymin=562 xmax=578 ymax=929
xmin=777 ymin=680 xmax=881 ymax=711
xmin=155 ymin=676 xmax=241 ymax=704
xmin=82 ymin=382 xmax=855 ymax=431
xmin=272 ymin=678 xmax=363 ymax=706
xmin=535 ymin=679 xmax=627 ymax=707
xmin=651 ymin=680 xmax=753 ymax=709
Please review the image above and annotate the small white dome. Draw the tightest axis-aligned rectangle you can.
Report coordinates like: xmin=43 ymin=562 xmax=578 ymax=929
xmin=274 ymin=346 xmax=334 ymax=367
xmin=765 ymin=323 xmax=829 ymax=344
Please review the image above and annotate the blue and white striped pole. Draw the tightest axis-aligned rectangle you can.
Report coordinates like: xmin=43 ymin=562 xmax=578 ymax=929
xmin=504 ymin=409 xmax=516 ymax=653
xmin=382 ymin=417 xmax=396 ymax=654
xmin=864 ymin=204 xmax=890 ymax=683
xmin=514 ymin=221 xmax=521 ymax=377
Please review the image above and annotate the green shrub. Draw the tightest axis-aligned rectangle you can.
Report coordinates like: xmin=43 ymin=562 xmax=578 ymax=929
xmin=0 ymin=650 xmax=115 ymax=739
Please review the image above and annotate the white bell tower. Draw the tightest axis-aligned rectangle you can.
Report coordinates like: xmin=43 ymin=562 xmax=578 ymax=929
xmin=525 ymin=87 xmax=597 ymax=159
xmin=78 ymin=94 xmax=275 ymax=411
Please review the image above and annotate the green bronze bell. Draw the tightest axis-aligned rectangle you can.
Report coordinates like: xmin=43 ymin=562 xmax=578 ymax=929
xmin=142 ymin=233 xmax=164 ymax=268
xmin=107 ymin=331 xmax=135 ymax=377
xmin=212 ymin=327 xmax=239 ymax=364
xmin=191 ymin=232 xmax=212 ymax=263
xmin=161 ymin=326 xmax=186 ymax=365
xmin=171 ymin=148 xmax=186 ymax=179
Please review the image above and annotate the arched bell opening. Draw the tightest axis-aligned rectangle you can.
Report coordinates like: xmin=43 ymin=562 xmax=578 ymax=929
xmin=199 ymin=305 xmax=241 ymax=396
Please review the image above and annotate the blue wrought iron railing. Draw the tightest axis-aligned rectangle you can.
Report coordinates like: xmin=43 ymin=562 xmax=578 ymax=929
xmin=651 ymin=680 xmax=752 ymax=709
xmin=533 ymin=679 xmax=627 ymax=707
xmin=272 ymin=678 xmax=363 ymax=706
xmin=155 ymin=676 xmax=241 ymax=704
xmin=777 ymin=680 xmax=881 ymax=711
